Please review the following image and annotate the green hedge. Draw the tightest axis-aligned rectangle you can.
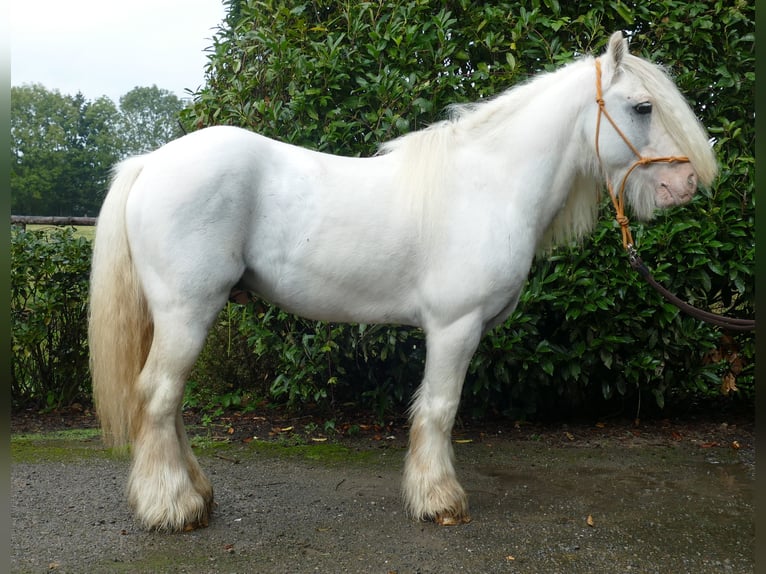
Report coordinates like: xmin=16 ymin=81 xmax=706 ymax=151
xmin=11 ymin=226 xmax=92 ymax=409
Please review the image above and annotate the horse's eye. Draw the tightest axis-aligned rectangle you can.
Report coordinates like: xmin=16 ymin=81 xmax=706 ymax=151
xmin=634 ymin=101 xmax=652 ymax=115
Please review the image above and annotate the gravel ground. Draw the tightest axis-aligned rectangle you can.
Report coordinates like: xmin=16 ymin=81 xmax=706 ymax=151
xmin=11 ymin=415 xmax=754 ymax=573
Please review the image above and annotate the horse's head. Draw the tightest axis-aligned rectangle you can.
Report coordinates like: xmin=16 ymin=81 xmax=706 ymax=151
xmin=589 ymin=31 xmax=717 ymax=221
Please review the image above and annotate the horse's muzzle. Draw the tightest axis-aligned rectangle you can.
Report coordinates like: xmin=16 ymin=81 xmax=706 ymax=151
xmin=655 ymin=167 xmax=698 ymax=207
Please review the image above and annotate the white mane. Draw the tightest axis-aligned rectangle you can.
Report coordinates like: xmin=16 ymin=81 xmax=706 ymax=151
xmin=379 ymin=57 xmax=602 ymax=249
xmin=379 ymin=59 xmax=590 ymax=158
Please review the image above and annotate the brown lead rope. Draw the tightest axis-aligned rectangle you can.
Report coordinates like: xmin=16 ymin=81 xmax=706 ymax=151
xmin=627 ymin=248 xmax=755 ymax=332
xmin=594 ymin=59 xmax=754 ymax=332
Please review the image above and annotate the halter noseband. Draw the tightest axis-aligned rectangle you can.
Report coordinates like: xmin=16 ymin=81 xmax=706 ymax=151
xmin=594 ymin=58 xmax=691 ymax=249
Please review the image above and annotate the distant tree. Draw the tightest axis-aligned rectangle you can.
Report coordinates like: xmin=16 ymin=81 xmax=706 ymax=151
xmin=11 ymin=84 xmax=73 ymax=214
xmin=78 ymin=96 xmax=125 ymax=204
xmin=11 ymin=83 xmax=187 ymax=216
xmin=118 ymin=85 xmax=185 ymax=155
xmin=11 ymin=84 xmax=121 ymax=215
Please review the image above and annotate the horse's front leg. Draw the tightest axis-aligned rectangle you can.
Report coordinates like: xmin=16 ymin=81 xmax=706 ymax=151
xmin=403 ymin=315 xmax=483 ymax=525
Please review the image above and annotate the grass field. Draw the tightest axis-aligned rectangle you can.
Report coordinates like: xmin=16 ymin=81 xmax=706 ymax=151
xmin=25 ymin=224 xmax=96 ymax=240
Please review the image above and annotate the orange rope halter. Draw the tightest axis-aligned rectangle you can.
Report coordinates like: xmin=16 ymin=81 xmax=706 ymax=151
xmin=593 ymin=58 xmax=691 ymax=249
xmin=592 ymin=59 xmax=754 ymax=331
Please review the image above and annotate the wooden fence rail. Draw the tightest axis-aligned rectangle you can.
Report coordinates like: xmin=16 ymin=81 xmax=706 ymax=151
xmin=11 ymin=215 xmax=97 ymax=228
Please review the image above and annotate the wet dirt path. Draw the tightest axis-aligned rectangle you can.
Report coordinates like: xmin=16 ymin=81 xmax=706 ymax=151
xmin=11 ymin=426 xmax=754 ymax=573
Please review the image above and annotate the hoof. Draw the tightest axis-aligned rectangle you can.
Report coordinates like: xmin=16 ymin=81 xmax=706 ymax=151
xmin=434 ymin=512 xmax=472 ymax=526
xmin=138 ymin=498 xmax=214 ymax=532
xmin=182 ymin=517 xmax=210 ymax=532
xmin=178 ymin=500 xmax=215 ymax=532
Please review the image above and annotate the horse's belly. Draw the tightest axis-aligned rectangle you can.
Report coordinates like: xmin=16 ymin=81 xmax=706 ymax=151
xmin=241 ymin=256 xmax=421 ymax=326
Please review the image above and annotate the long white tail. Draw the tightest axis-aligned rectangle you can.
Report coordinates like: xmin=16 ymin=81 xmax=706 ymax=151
xmin=88 ymin=157 xmax=153 ymax=448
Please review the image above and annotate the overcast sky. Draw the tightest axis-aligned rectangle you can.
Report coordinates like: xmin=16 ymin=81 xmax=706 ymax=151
xmin=10 ymin=0 xmax=227 ymax=104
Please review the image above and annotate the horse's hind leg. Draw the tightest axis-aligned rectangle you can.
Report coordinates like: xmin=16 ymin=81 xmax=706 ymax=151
xmin=128 ymin=306 xmax=218 ymax=531
xmin=403 ymin=315 xmax=483 ymax=525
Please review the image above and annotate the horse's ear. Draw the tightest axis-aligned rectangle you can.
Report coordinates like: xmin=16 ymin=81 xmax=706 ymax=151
xmin=600 ymin=31 xmax=628 ymax=86
xmin=606 ymin=31 xmax=628 ymax=67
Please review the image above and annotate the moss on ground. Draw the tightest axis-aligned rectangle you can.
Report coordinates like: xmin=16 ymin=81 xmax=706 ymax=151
xmin=10 ymin=428 xmax=113 ymax=463
xmin=11 ymin=428 xmax=400 ymax=468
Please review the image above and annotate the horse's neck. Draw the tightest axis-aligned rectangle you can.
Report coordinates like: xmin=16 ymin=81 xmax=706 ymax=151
xmin=472 ymin=59 xmax=594 ymax=168
xmin=462 ymin=61 xmax=600 ymax=242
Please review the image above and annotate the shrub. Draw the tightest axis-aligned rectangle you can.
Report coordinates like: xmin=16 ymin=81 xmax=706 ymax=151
xmin=11 ymin=226 xmax=92 ymax=409
xmin=191 ymin=302 xmax=426 ymax=419
xmin=186 ymin=302 xmax=266 ymax=415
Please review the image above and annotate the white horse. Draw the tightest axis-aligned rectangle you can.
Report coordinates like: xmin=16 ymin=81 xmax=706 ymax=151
xmin=89 ymin=32 xmax=716 ymax=531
